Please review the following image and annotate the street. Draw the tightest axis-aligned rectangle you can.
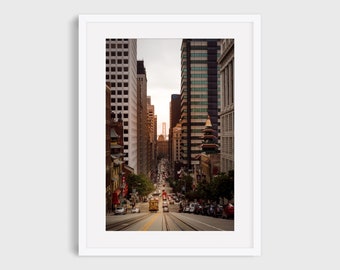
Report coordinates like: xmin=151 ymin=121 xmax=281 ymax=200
xmin=106 ymin=204 xmax=234 ymax=231
xmin=106 ymin=197 xmax=234 ymax=231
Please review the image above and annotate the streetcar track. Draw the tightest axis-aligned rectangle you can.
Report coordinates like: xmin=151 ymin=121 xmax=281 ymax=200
xmin=106 ymin=213 xmax=152 ymax=231
xmin=162 ymin=213 xmax=170 ymax=231
xmin=166 ymin=213 xmax=200 ymax=231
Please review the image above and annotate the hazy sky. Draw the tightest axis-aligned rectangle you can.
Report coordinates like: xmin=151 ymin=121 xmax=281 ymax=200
xmin=137 ymin=39 xmax=182 ymax=137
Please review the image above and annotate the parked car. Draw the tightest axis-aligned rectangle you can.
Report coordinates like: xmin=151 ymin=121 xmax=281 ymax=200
xmin=114 ymin=207 xmax=127 ymax=215
xmin=214 ymin=205 xmax=224 ymax=218
xmin=183 ymin=206 xmax=190 ymax=213
xmin=131 ymin=207 xmax=140 ymax=213
xmin=222 ymin=203 xmax=234 ymax=219
xmin=194 ymin=203 xmax=203 ymax=215
xmin=189 ymin=203 xmax=196 ymax=213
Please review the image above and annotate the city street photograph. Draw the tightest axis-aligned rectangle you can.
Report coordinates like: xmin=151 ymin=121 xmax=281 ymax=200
xmin=105 ymin=39 xmax=235 ymax=231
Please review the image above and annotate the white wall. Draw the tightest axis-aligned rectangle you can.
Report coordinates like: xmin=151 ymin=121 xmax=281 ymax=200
xmin=0 ymin=1 xmax=339 ymax=269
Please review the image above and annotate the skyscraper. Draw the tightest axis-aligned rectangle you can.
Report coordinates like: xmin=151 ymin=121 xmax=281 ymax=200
xmin=218 ymin=39 xmax=234 ymax=173
xmin=106 ymin=39 xmax=138 ymax=171
xmin=169 ymin=94 xmax=181 ymax=165
xmin=180 ymin=39 xmax=221 ymax=170
xmin=137 ymin=60 xmax=148 ymax=175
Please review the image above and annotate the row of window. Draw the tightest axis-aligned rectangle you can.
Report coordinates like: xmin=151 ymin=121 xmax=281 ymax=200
xmin=106 ymin=80 xmax=129 ymax=87
xmin=111 ymin=90 xmax=128 ymax=95
xmin=107 ymin=74 xmax=129 ymax=79
xmin=106 ymin=59 xmax=129 ymax=65
xmin=106 ymin=51 xmax=129 ymax=56
xmin=111 ymin=98 xmax=128 ymax=103
xmin=106 ymin=43 xmax=129 ymax=49
xmin=111 ymin=106 xmax=128 ymax=111
xmin=106 ymin=59 xmax=129 ymax=68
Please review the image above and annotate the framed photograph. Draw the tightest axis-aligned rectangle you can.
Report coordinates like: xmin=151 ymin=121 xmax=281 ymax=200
xmin=79 ymin=14 xmax=261 ymax=256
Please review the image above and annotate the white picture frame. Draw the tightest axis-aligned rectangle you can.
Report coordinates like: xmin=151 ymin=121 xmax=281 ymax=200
xmin=79 ymin=14 xmax=261 ymax=256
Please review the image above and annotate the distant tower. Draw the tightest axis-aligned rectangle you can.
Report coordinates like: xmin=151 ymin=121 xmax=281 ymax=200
xmin=162 ymin=122 xmax=166 ymax=138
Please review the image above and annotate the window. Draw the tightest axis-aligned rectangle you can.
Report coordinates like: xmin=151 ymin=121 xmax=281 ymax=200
xmin=124 ymin=83 xmax=128 ymax=87
xmin=111 ymin=75 xmax=115 ymax=79
xmin=111 ymin=51 xmax=115 ymax=56
xmin=117 ymin=52 xmax=122 ymax=56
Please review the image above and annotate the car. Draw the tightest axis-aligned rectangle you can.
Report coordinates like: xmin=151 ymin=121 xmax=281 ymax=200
xmin=189 ymin=203 xmax=196 ymax=213
xmin=163 ymin=206 xmax=169 ymax=212
xmin=114 ymin=207 xmax=127 ymax=215
xmin=222 ymin=203 xmax=234 ymax=219
xmin=183 ymin=206 xmax=190 ymax=213
xmin=131 ymin=207 xmax=140 ymax=213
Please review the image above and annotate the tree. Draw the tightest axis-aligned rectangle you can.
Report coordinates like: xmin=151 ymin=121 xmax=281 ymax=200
xmin=126 ymin=173 xmax=154 ymax=198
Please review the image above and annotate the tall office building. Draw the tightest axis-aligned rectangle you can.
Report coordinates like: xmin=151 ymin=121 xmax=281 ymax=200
xmin=169 ymin=94 xmax=181 ymax=164
xmin=218 ymin=39 xmax=234 ymax=173
xmin=106 ymin=39 xmax=138 ymax=171
xmin=162 ymin=122 xmax=167 ymax=138
xmin=180 ymin=39 xmax=221 ymax=170
xmin=137 ymin=60 xmax=148 ymax=175
xmin=147 ymin=96 xmax=157 ymax=181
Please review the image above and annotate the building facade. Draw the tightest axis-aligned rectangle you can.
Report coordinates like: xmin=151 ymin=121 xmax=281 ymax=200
xmin=137 ymin=60 xmax=148 ymax=175
xmin=180 ymin=39 xmax=221 ymax=171
xmin=106 ymin=39 xmax=138 ymax=171
xmin=172 ymin=123 xmax=182 ymax=163
xmin=218 ymin=39 xmax=234 ymax=173
xmin=147 ymin=96 xmax=157 ymax=181
xmin=169 ymin=94 xmax=181 ymax=164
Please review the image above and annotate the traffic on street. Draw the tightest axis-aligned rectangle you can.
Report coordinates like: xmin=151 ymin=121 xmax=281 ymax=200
xmin=106 ymin=159 xmax=234 ymax=231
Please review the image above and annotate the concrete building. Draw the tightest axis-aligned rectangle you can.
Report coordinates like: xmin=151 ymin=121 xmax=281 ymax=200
xmin=147 ymin=96 xmax=157 ymax=181
xmin=169 ymin=94 xmax=181 ymax=165
xmin=157 ymin=134 xmax=169 ymax=159
xmin=106 ymin=39 xmax=138 ymax=171
xmin=180 ymin=39 xmax=221 ymax=171
xmin=137 ymin=60 xmax=148 ymax=175
xmin=218 ymin=39 xmax=234 ymax=173
xmin=172 ymin=123 xmax=182 ymax=163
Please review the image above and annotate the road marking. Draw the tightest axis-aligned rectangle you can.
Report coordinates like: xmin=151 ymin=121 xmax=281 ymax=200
xmin=172 ymin=213 xmax=225 ymax=231
xmin=140 ymin=213 xmax=160 ymax=231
